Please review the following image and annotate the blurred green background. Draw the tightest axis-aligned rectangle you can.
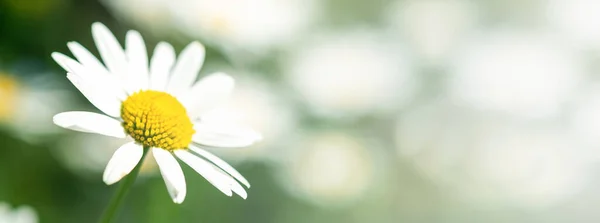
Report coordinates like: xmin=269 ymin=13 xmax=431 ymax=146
xmin=2 ymin=0 xmax=600 ymax=222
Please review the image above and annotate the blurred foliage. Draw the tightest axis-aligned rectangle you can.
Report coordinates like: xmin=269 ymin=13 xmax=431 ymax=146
xmin=2 ymin=0 xmax=600 ymax=222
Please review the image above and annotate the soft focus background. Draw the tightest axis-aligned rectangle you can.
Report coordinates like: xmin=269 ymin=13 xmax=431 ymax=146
xmin=1 ymin=0 xmax=600 ymax=222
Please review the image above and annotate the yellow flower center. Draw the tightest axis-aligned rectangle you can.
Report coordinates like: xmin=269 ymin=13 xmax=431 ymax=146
xmin=121 ymin=90 xmax=194 ymax=151
xmin=0 ymin=74 xmax=19 ymax=120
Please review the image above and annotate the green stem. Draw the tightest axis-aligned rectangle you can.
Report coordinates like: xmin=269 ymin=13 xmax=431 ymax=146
xmin=99 ymin=146 xmax=150 ymax=223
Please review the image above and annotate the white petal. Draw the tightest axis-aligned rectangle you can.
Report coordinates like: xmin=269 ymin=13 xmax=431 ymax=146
xmin=153 ymin=148 xmax=187 ymax=204
xmin=67 ymin=41 xmax=112 ymax=76
xmin=103 ymin=142 xmax=143 ymax=185
xmin=125 ymin=30 xmax=149 ymax=92
xmin=166 ymin=42 xmax=206 ymax=96
xmin=64 ymin=73 xmax=99 ymax=110
xmin=13 ymin=206 xmax=38 ymax=223
xmin=51 ymin=52 xmax=120 ymax=91
xmin=52 ymin=51 xmax=124 ymax=115
xmin=228 ymin=176 xmax=248 ymax=199
xmin=0 ymin=203 xmax=10 ymax=222
xmin=149 ymin=42 xmax=176 ymax=91
xmin=189 ymin=145 xmax=251 ymax=188
xmin=53 ymin=111 xmax=125 ymax=138
xmin=174 ymin=150 xmax=233 ymax=196
xmin=51 ymin=52 xmax=79 ymax=73
xmin=65 ymin=73 xmax=122 ymax=117
xmin=92 ymin=22 xmax=128 ymax=78
xmin=66 ymin=42 xmax=127 ymax=99
xmin=181 ymin=73 xmax=235 ymax=118
xmin=192 ymin=122 xmax=262 ymax=149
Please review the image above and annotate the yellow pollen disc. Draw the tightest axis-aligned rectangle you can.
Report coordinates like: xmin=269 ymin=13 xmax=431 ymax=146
xmin=121 ymin=90 xmax=195 ymax=151
xmin=0 ymin=74 xmax=19 ymax=120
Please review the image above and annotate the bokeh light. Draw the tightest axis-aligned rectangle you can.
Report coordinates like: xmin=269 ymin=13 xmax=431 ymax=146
xmin=1 ymin=0 xmax=600 ymax=222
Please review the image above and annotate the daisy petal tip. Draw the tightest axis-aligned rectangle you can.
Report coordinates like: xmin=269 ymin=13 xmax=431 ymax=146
xmin=127 ymin=30 xmax=141 ymax=36
xmin=102 ymin=177 xmax=117 ymax=186
xmin=171 ymin=193 xmax=186 ymax=204
xmin=50 ymin=52 xmax=67 ymax=62
xmin=214 ymin=183 xmax=233 ymax=197
xmin=126 ymin=30 xmax=144 ymax=43
xmin=50 ymin=52 xmax=81 ymax=73
xmin=216 ymin=188 xmax=233 ymax=197
xmin=103 ymin=143 xmax=144 ymax=186
xmin=190 ymin=41 xmax=205 ymax=50
xmin=102 ymin=171 xmax=124 ymax=185
xmin=66 ymin=41 xmax=79 ymax=47
xmin=51 ymin=113 xmax=62 ymax=124
xmin=91 ymin=22 xmax=107 ymax=30
xmin=52 ymin=113 xmax=71 ymax=128
xmin=156 ymin=41 xmax=175 ymax=50
xmin=154 ymin=149 xmax=188 ymax=205
xmin=50 ymin=51 xmax=61 ymax=58
xmin=235 ymin=189 xmax=248 ymax=199
xmin=229 ymin=178 xmax=248 ymax=198
xmin=103 ymin=158 xmax=136 ymax=185
xmin=66 ymin=42 xmax=85 ymax=53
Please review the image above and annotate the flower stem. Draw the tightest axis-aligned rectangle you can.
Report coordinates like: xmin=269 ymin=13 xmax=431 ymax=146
xmin=99 ymin=146 xmax=150 ymax=223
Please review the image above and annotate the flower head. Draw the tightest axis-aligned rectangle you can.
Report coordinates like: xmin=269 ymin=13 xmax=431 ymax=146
xmin=51 ymin=22 xmax=261 ymax=203
xmin=0 ymin=202 xmax=38 ymax=223
xmin=0 ymin=71 xmax=74 ymax=143
xmin=285 ymin=32 xmax=415 ymax=117
xmin=170 ymin=0 xmax=318 ymax=50
xmin=0 ymin=73 xmax=19 ymax=119
xmin=120 ymin=90 xmax=195 ymax=151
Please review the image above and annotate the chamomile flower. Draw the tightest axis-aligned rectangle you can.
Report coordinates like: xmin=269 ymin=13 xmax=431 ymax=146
xmin=449 ymin=30 xmax=584 ymax=119
xmin=170 ymin=0 xmax=319 ymax=51
xmin=275 ymin=132 xmax=376 ymax=207
xmin=51 ymin=22 xmax=261 ymax=203
xmin=395 ymin=101 xmax=591 ymax=208
xmin=0 ymin=202 xmax=37 ymax=223
xmin=0 ymin=71 xmax=74 ymax=143
xmin=285 ymin=31 xmax=415 ymax=117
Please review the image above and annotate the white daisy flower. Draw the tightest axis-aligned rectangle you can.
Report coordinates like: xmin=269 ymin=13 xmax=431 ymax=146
xmin=274 ymin=132 xmax=376 ymax=208
xmin=386 ymin=0 xmax=477 ymax=64
xmin=284 ymin=31 xmax=415 ymax=117
xmin=0 ymin=202 xmax=37 ymax=223
xmin=170 ymin=0 xmax=319 ymax=51
xmin=449 ymin=30 xmax=584 ymax=119
xmin=50 ymin=22 xmax=261 ymax=203
xmin=395 ymin=101 xmax=592 ymax=208
xmin=0 ymin=72 xmax=75 ymax=143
